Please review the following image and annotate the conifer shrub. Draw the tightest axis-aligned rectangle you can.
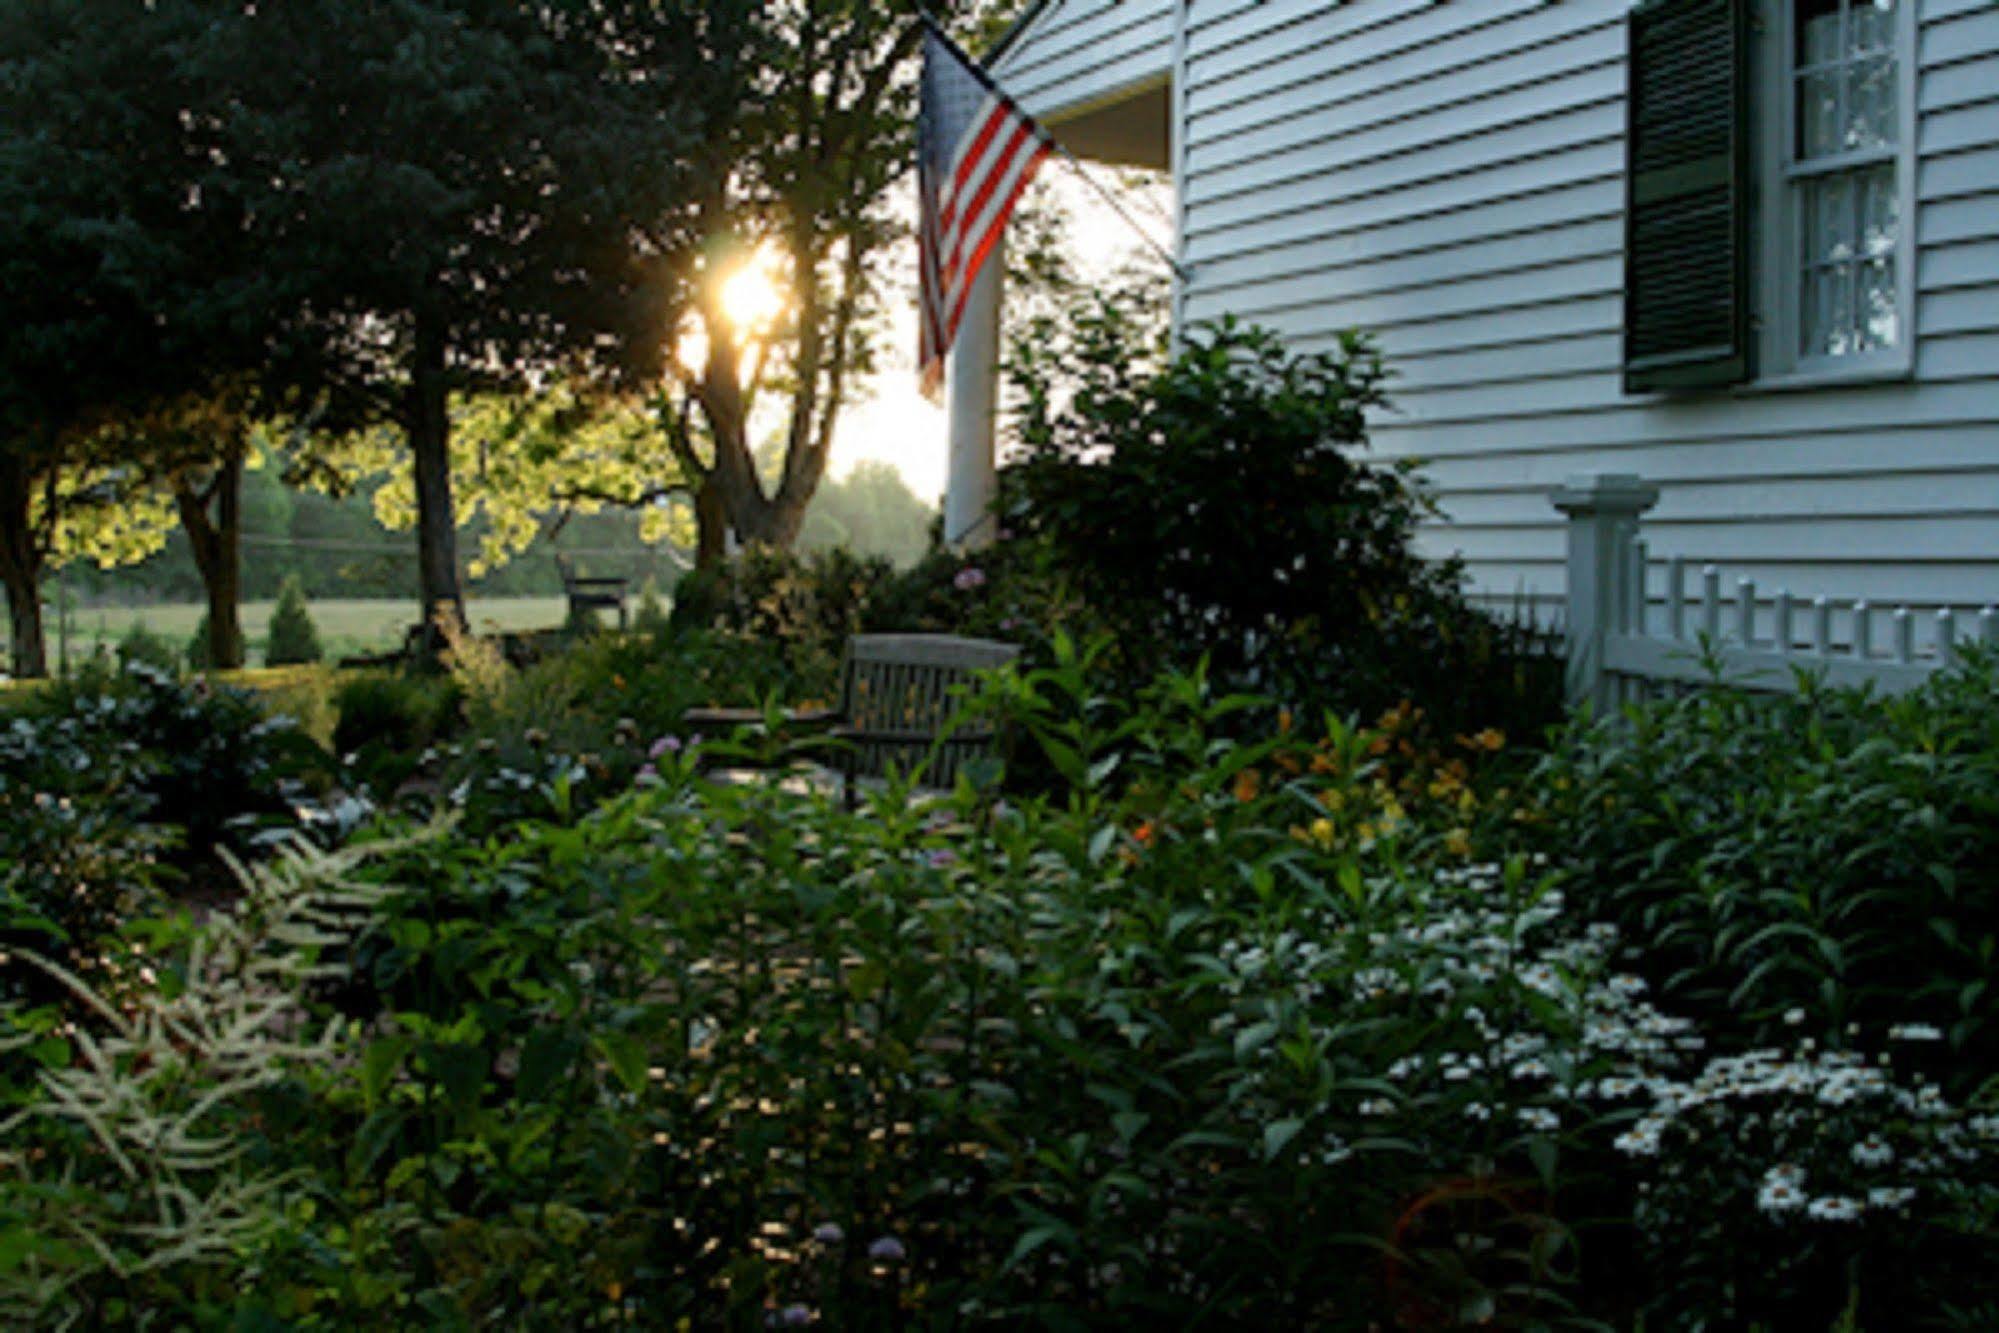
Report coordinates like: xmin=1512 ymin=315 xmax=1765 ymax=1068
xmin=632 ymin=575 xmax=671 ymax=636
xmin=264 ymin=575 xmax=322 ymax=666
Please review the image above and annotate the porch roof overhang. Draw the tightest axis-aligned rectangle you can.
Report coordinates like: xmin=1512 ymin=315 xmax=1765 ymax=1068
xmin=987 ymin=0 xmax=1174 ymax=170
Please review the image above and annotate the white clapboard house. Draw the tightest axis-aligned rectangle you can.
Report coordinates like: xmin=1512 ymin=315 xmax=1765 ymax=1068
xmin=948 ymin=0 xmax=1999 ymax=658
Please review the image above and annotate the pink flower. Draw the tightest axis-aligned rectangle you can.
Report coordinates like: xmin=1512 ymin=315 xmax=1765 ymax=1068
xmin=953 ymin=566 xmax=987 ymax=591
xmin=649 ymin=735 xmax=683 ymax=759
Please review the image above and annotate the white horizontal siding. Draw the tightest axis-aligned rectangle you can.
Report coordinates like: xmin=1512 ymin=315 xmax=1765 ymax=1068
xmin=992 ymin=0 xmax=1176 ymax=122
xmin=1177 ymin=0 xmax=1999 ymax=615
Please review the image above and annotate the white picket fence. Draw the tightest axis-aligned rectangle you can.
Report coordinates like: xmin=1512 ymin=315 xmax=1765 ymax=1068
xmin=1553 ymin=474 xmax=1999 ymax=711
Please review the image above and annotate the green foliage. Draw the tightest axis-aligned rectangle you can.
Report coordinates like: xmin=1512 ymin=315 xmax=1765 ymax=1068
xmin=8 ymin=661 xmax=331 ymax=870
xmin=0 ymin=835 xmax=402 ymax=1326
xmin=863 ymin=535 xmax=1087 ymax=663
xmin=5 ymin=642 xmax=1999 ymax=1325
xmin=1003 ymin=309 xmax=1563 ymax=741
xmin=632 ymin=576 xmax=671 ymax=636
xmin=332 ymin=671 xmax=463 ymax=774
xmin=0 ymin=663 xmax=331 ymax=1003
xmin=114 ymin=620 xmax=179 ymax=675
xmin=185 ymin=611 xmax=211 ymax=669
xmin=264 ymin=575 xmax=323 ymax=666
xmin=670 ymin=545 xmax=894 ymax=697
xmin=1529 ymin=648 xmax=1999 ymax=1099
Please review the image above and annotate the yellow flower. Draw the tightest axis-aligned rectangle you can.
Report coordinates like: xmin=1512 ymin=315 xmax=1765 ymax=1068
xmin=1317 ymin=786 xmax=1346 ymax=813
xmin=1303 ymin=817 xmax=1336 ymax=849
xmin=1444 ymin=827 xmax=1473 ymax=858
xmin=1473 ymin=727 xmax=1506 ymax=752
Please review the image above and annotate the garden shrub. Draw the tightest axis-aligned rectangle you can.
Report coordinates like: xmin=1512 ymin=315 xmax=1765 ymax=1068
xmin=4 ymin=645 xmax=1996 ymax=1327
xmin=115 ymin=620 xmax=180 ymax=674
xmin=265 ymin=574 xmax=323 ymax=666
xmin=1529 ymin=648 xmax=1999 ymax=1098
xmin=863 ymin=533 xmax=1091 ymax=663
xmin=5 ymin=662 xmax=331 ymax=879
xmin=332 ymin=671 xmax=463 ymax=760
xmin=669 ymin=544 xmax=893 ymax=697
xmin=1000 ymin=304 xmax=1563 ymax=743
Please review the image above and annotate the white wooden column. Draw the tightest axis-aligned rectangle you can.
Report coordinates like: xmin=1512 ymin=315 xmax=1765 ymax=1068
xmin=1552 ymin=473 xmax=1660 ymax=714
xmin=944 ymin=233 xmax=1003 ymax=549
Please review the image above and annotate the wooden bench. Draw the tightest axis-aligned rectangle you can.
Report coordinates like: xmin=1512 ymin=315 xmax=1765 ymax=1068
xmin=555 ymin=555 xmax=629 ymax=632
xmin=683 ymin=633 xmax=1021 ymax=807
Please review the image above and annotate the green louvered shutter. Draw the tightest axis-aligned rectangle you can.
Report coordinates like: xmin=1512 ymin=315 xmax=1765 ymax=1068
xmin=1624 ymin=0 xmax=1750 ymax=393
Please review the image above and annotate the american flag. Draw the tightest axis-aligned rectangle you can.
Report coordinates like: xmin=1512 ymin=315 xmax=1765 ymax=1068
xmin=917 ymin=19 xmax=1051 ymax=400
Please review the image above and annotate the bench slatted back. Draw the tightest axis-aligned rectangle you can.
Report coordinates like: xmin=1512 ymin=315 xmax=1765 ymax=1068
xmin=839 ymin=634 xmax=1020 ymax=788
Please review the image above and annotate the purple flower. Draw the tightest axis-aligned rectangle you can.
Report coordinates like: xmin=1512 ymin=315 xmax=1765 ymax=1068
xmin=953 ymin=566 xmax=987 ymax=591
xmin=636 ymin=764 xmax=659 ymax=784
xmin=812 ymin=1222 xmax=844 ymax=1245
xmin=770 ymin=1306 xmax=812 ymax=1328
xmin=649 ymin=735 xmax=683 ymax=759
xmin=867 ymin=1235 xmax=906 ymax=1263
xmin=924 ymin=848 xmax=958 ymax=869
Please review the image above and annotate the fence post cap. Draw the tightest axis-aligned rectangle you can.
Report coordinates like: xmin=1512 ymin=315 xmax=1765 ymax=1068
xmin=1550 ymin=473 xmax=1661 ymax=516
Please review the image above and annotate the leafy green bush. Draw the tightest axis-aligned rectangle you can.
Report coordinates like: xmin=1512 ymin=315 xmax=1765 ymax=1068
xmin=115 ymin=620 xmax=180 ymax=674
xmin=669 ymin=544 xmax=893 ymax=697
xmin=264 ymin=574 xmax=322 ymax=666
xmin=1002 ymin=307 xmax=1562 ymax=741
xmin=863 ymin=534 xmax=1089 ymax=663
xmin=332 ymin=671 xmax=462 ymax=760
xmin=5 ymin=646 xmax=1996 ymax=1327
xmin=1529 ymin=648 xmax=1999 ymax=1097
xmin=7 ymin=662 xmax=331 ymax=876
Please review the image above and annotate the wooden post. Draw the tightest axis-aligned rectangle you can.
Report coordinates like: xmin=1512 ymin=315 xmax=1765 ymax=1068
xmin=1551 ymin=474 xmax=1660 ymax=713
xmin=944 ymin=233 xmax=1004 ymax=550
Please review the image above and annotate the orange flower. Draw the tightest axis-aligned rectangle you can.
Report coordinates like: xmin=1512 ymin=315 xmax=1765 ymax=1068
xmin=1277 ymin=709 xmax=1294 ymax=735
xmin=1232 ymin=768 xmax=1261 ymax=802
xmin=1133 ymin=820 xmax=1156 ymax=846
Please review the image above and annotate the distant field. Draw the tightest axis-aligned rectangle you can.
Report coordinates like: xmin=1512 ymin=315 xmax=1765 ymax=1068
xmin=51 ymin=597 xmax=572 ymax=666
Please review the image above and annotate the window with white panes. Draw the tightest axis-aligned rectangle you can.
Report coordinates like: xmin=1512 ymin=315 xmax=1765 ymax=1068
xmin=1783 ymin=0 xmax=1910 ymax=368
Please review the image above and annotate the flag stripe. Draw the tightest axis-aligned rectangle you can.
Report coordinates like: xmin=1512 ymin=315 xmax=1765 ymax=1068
xmin=917 ymin=23 xmax=1050 ymax=399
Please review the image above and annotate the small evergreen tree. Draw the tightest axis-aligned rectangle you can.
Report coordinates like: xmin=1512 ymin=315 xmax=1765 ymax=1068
xmin=264 ymin=575 xmax=322 ymax=666
xmin=633 ymin=576 xmax=670 ymax=636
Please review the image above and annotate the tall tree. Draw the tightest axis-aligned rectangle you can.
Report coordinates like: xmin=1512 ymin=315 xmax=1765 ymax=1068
xmin=0 ymin=0 xmax=229 ymax=675
xmin=653 ymin=1 xmax=1025 ymax=559
xmin=171 ymin=0 xmax=744 ymax=637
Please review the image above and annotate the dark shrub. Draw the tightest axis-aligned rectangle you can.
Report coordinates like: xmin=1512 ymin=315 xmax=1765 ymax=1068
xmin=332 ymin=671 xmax=463 ymax=761
xmin=1001 ymin=308 xmax=1562 ymax=741
xmin=116 ymin=621 xmax=180 ymax=674
xmin=17 ymin=662 xmax=330 ymax=868
xmin=669 ymin=545 xmax=893 ymax=696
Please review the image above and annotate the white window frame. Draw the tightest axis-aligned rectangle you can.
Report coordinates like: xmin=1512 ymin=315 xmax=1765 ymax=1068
xmin=1751 ymin=0 xmax=1918 ymax=387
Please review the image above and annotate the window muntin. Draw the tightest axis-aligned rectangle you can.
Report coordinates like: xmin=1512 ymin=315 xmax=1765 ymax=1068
xmin=1785 ymin=0 xmax=1903 ymax=363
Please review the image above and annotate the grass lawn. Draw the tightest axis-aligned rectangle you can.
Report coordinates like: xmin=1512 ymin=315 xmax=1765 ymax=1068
xmin=50 ymin=596 xmax=571 ymax=667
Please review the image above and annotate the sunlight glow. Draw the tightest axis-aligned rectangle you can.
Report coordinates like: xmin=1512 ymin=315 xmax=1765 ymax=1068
xmin=719 ymin=251 xmax=785 ymax=334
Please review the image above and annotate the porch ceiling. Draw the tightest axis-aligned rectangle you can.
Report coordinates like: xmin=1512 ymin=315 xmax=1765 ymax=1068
xmin=1045 ymin=79 xmax=1171 ymax=172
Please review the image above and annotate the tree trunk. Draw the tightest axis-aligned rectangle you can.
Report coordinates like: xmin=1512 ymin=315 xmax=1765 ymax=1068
xmin=694 ymin=477 xmax=728 ymax=568
xmin=174 ymin=446 xmax=245 ymax=670
xmin=408 ymin=312 xmax=465 ymax=643
xmin=0 ymin=454 xmax=47 ymax=679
